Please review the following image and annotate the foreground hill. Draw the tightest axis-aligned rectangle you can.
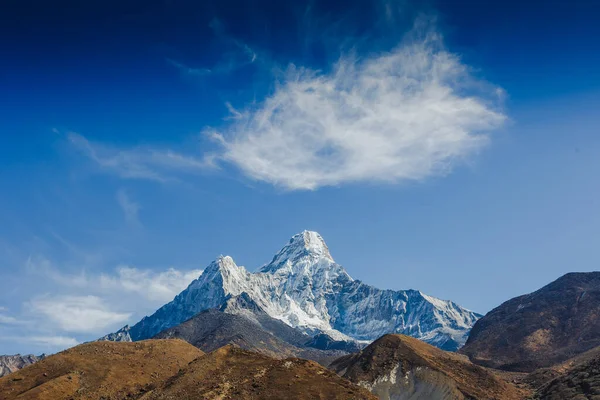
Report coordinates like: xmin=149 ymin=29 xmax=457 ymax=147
xmin=0 ymin=340 xmax=374 ymax=400
xmin=108 ymin=231 xmax=479 ymax=351
xmin=461 ymin=272 xmax=600 ymax=372
xmin=0 ymin=355 xmax=44 ymax=378
xmin=0 ymin=340 xmax=203 ymax=399
xmin=140 ymin=344 xmax=376 ymax=400
xmin=330 ymin=334 xmax=526 ymax=400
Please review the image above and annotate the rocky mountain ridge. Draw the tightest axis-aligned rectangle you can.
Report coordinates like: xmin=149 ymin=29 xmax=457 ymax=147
xmin=118 ymin=231 xmax=479 ymax=351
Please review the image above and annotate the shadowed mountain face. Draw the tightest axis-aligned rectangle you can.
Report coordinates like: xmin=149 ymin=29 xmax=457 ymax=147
xmin=115 ymin=231 xmax=479 ymax=351
xmin=461 ymin=272 xmax=600 ymax=372
xmin=152 ymin=304 xmax=354 ymax=365
xmin=0 ymin=355 xmax=44 ymax=378
xmin=0 ymin=341 xmax=375 ymax=400
xmin=139 ymin=345 xmax=377 ymax=400
xmin=330 ymin=334 xmax=525 ymax=400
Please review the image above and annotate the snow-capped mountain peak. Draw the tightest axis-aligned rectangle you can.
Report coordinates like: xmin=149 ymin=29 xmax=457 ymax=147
xmin=259 ymin=231 xmax=351 ymax=285
xmin=116 ymin=230 xmax=480 ymax=351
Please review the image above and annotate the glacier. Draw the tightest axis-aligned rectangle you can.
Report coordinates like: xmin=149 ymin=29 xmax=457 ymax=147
xmin=122 ymin=231 xmax=479 ymax=351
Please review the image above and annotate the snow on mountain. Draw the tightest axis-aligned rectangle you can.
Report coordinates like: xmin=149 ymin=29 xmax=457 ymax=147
xmin=123 ymin=231 xmax=479 ymax=351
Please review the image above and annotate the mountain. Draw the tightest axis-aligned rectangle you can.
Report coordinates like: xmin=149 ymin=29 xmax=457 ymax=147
xmin=0 ymin=340 xmax=375 ymax=400
xmin=0 ymin=354 xmax=44 ymax=378
xmin=97 ymin=325 xmax=132 ymax=342
xmin=116 ymin=231 xmax=479 ymax=351
xmin=139 ymin=344 xmax=376 ymax=400
xmin=152 ymin=299 xmax=353 ymax=365
xmin=330 ymin=334 xmax=526 ymax=400
xmin=460 ymin=272 xmax=600 ymax=372
xmin=0 ymin=340 xmax=203 ymax=399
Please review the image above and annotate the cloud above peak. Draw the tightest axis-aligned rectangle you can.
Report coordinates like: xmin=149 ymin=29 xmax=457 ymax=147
xmin=68 ymin=27 xmax=505 ymax=191
xmin=207 ymin=30 xmax=506 ymax=190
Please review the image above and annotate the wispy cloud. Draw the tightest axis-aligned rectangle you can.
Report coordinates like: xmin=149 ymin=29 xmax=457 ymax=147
xmin=116 ymin=189 xmax=141 ymax=226
xmin=99 ymin=266 xmax=203 ymax=303
xmin=67 ymin=132 xmax=216 ymax=182
xmin=0 ymin=335 xmax=80 ymax=349
xmin=206 ymin=27 xmax=506 ymax=190
xmin=167 ymin=17 xmax=257 ymax=78
xmin=0 ymin=314 xmax=23 ymax=325
xmin=166 ymin=58 xmax=212 ymax=77
xmin=68 ymin=23 xmax=505 ymax=191
xmin=26 ymin=256 xmax=202 ymax=304
xmin=28 ymin=295 xmax=131 ymax=333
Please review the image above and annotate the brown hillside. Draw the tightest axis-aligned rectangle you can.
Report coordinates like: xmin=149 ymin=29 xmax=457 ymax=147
xmin=460 ymin=272 xmax=600 ymax=372
xmin=331 ymin=334 xmax=527 ymax=400
xmin=0 ymin=339 xmax=203 ymax=400
xmin=140 ymin=344 xmax=376 ymax=400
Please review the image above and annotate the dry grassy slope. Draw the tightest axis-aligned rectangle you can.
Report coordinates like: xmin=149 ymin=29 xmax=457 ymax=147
xmin=331 ymin=334 xmax=528 ymax=400
xmin=140 ymin=344 xmax=377 ymax=400
xmin=0 ymin=340 xmax=204 ymax=400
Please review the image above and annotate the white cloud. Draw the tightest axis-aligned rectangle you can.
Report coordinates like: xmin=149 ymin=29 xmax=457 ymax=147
xmin=116 ymin=189 xmax=141 ymax=226
xmin=25 ymin=255 xmax=202 ymax=305
xmin=28 ymin=295 xmax=131 ymax=333
xmin=207 ymin=29 xmax=506 ymax=190
xmin=26 ymin=336 xmax=80 ymax=348
xmin=67 ymin=132 xmax=216 ymax=182
xmin=0 ymin=314 xmax=21 ymax=325
xmin=25 ymin=256 xmax=88 ymax=288
xmin=99 ymin=266 xmax=203 ymax=303
xmin=67 ymin=25 xmax=505 ymax=191
xmin=1 ymin=335 xmax=80 ymax=349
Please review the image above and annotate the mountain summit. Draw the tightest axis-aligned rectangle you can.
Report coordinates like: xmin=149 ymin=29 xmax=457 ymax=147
xmin=117 ymin=231 xmax=479 ymax=350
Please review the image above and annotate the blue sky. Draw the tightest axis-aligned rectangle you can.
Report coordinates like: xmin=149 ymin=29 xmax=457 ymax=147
xmin=1 ymin=0 xmax=599 ymax=354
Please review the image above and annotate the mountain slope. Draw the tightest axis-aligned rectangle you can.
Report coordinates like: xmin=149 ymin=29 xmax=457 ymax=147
xmin=534 ymin=352 xmax=600 ymax=399
xmin=0 ymin=354 xmax=44 ymax=378
xmin=460 ymin=272 xmax=600 ymax=371
xmin=0 ymin=340 xmax=375 ymax=400
xmin=120 ymin=231 xmax=479 ymax=350
xmin=0 ymin=340 xmax=204 ymax=400
xmin=331 ymin=334 xmax=526 ymax=400
xmin=139 ymin=345 xmax=377 ymax=400
xmin=152 ymin=306 xmax=350 ymax=365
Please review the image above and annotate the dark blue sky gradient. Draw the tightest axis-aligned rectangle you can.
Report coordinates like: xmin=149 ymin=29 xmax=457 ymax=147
xmin=1 ymin=0 xmax=599 ymax=353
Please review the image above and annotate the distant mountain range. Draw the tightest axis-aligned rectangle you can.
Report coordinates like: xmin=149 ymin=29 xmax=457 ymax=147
xmin=106 ymin=231 xmax=479 ymax=351
xmin=0 ymin=354 xmax=44 ymax=378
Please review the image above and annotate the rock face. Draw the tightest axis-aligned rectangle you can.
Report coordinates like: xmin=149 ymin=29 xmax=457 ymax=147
xmin=140 ymin=345 xmax=377 ymax=400
xmin=330 ymin=334 xmax=525 ymax=400
xmin=119 ymin=231 xmax=479 ymax=351
xmin=0 ymin=340 xmax=204 ymax=399
xmin=0 ymin=354 xmax=44 ymax=378
xmin=461 ymin=272 xmax=600 ymax=372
